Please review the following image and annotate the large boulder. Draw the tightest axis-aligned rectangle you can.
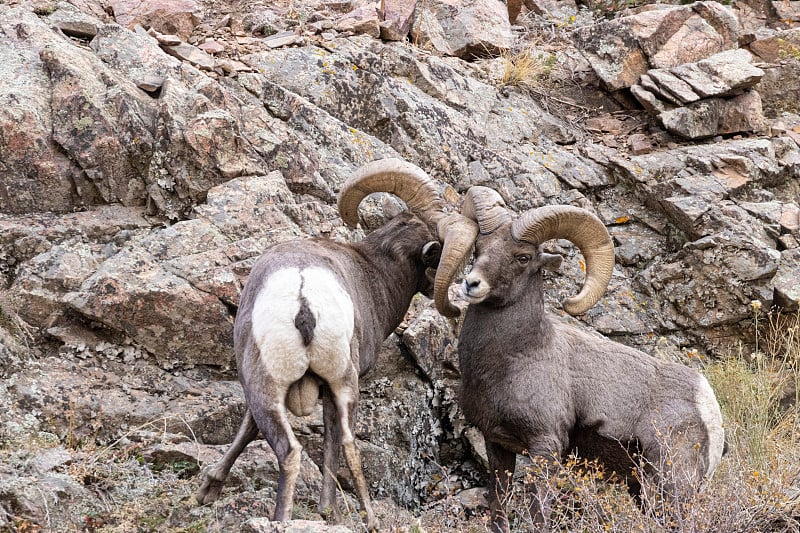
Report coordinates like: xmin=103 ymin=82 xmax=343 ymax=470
xmin=107 ymin=0 xmax=203 ymax=40
xmin=573 ymin=2 xmax=739 ymax=90
xmin=410 ymin=0 xmax=513 ymax=58
xmin=591 ymin=137 xmax=800 ymax=333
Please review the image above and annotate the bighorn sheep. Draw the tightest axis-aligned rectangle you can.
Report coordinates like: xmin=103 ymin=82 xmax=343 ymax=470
xmin=445 ymin=186 xmax=726 ymax=532
xmin=195 ymin=159 xmax=477 ymax=531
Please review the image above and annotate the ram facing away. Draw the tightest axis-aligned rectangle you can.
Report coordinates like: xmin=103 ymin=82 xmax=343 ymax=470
xmin=442 ymin=186 xmax=726 ymax=532
xmin=195 ymin=159 xmax=478 ymax=531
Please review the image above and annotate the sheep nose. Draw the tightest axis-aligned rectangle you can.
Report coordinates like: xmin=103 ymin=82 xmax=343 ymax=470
xmin=462 ymin=278 xmax=480 ymax=294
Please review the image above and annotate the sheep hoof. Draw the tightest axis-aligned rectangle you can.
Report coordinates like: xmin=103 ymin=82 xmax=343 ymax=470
xmin=320 ymin=504 xmax=343 ymax=525
xmin=196 ymin=470 xmax=226 ymax=504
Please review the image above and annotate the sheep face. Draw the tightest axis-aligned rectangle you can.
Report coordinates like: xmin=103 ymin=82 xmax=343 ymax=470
xmin=462 ymin=227 xmax=562 ymax=307
xmin=418 ymin=240 xmax=443 ymax=296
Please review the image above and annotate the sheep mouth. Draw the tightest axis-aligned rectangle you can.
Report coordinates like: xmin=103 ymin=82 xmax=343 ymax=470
xmin=460 ymin=280 xmax=490 ymax=303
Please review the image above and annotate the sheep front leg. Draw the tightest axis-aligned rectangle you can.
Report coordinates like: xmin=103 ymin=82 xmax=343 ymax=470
xmin=486 ymin=440 xmax=517 ymax=533
xmin=196 ymin=408 xmax=259 ymax=504
xmin=524 ymin=435 xmax=565 ymax=529
xmin=319 ymin=387 xmax=344 ymax=524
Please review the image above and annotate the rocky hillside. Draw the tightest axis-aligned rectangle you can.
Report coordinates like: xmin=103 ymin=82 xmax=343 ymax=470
xmin=1 ymin=0 xmax=799 ymax=530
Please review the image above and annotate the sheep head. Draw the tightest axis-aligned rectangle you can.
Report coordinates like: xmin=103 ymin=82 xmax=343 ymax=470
xmin=337 ymin=158 xmax=478 ymax=317
xmin=455 ymin=186 xmax=615 ymax=315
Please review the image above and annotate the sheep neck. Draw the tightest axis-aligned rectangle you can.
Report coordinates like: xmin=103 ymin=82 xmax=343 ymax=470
xmin=357 ymin=252 xmax=419 ymax=332
xmin=351 ymin=229 xmax=427 ymax=341
xmin=463 ymin=273 xmax=554 ymax=355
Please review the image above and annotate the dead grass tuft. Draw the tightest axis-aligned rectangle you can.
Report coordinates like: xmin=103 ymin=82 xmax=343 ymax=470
xmin=497 ymin=46 xmax=558 ymax=90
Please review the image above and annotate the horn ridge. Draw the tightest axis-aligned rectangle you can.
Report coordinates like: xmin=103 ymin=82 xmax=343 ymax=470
xmin=337 ymin=158 xmax=478 ymax=317
xmin=337 ymin=158 xmax=446 ymax=229
xmin=462 ymin=186 xmax=512 ymax=234
xmin=512 ymin=205 xmax=614 ymax=315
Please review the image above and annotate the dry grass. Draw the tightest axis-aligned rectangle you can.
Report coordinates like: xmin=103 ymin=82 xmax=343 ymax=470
xmin=497 ymin=45 xmax=558 ymax=91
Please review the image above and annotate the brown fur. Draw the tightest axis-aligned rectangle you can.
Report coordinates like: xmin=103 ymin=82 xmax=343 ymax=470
xmin=196 ymin=212 xmax=442 ymax=532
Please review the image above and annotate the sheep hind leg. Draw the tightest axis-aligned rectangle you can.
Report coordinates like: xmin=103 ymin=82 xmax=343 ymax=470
xmin=319 ymin=386 xmax=344 ymax=524
xmin=329 ymin=377 xmax=378 ymax=532
xmin=195 ymin=408 xmax=259 ymax=504
xmin=249 ymin=386 xmax=304 ymax=522
xmin=485 ymin=440 xmax=517 ymax=533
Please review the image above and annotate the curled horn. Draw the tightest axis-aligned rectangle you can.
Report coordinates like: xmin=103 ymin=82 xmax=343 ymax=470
xmin=337 ymin=158 xmax=478 ymax=318
xmin=461 ymin=186 xmax=512 ymax=234
xmin=432 ymin=186 xmax=514 ymax=317
xmin=338 ymin=159 xmax=445 ymax=229
xmin=511 ymin=205 xmax=615 ymax=315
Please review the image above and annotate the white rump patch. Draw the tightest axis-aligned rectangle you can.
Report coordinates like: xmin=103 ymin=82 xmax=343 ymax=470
xmin=251 ymin=267 xmax=355 ymax=386
xmin=695 ymin=376 xmax=725 ymax=478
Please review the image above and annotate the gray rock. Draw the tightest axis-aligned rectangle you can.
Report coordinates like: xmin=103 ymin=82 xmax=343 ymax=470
xmin=573 ymin=1 xmax=739 ymax=90
xmin=264 ymin=31 xmax=302 ymax=48
xmin=659 ymin=90 xmax=765 ymax=139
xmin=31 ymin=446 xmax=73 ymax=474
xmin=335 ymin=4 xmax=380 ymax=38
xmin=107 ymin=0 xmax=202 ymax=40
xmin=758 ymin=60 xmax=800 ymax=118
xmin=455 ymin=486 xmax=489 ymax=510
xmin=242 ymin=519 xmax=352 ymax=533
xmin=661 ymin=195 xmax=713 ymax=234
xmin=648 ymin=69 xmax=701 ymax=104
xmin=91 ymin=23 xmax=182 ymax=92
xmin=584 ymin=283 xmax=659 ymax=335
xmin=669 ymin=48 xmax=764 ymax=99
xmin=609 ymin=222 xmax=666 ymax=267
xmin=633 ymin=49 xmax=766 ymax=139
xmin=747 ymin=27 xmax=800 ymax=63
xmin=9 ymin=241 xmax=104 ymax=326
xmin=0 ymin=7 xmax=99 ymax=214
xmin=773 ymin=248 xmax=800 ymax=310
xmin=379 ymin=0 xmax=415 ymax=41
xmin=48 ymin=2 xmax=101 ymax=38
xmin=782 ymin=203 xmax=800 ymax=235
xmin=771 ymin=0 xmax=800 ymax=26
xmin=410 ymin=0 xmax=513 ymax=58
xmin=65 ymin=245 xmax=235 ymax=367
xmin=631 ymin=84 xmax=670 ymax=113
xmin=6 ymin=353 xmax=247 ymax=445
xmin=162 ymin=42 xmax=216 ymax=69
xmin=152 ymin=30 xmax=183 ymax=46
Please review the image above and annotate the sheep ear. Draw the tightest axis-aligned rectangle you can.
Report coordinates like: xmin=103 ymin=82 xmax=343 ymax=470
xmin=421 ymin=241 xmax=442 ymax=268
xmin=540 ymin=252 xmax=563 ymax=272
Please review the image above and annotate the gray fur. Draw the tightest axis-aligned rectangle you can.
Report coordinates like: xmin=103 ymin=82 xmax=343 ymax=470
xmin=458 ymin=224 xmax=726 ymax=532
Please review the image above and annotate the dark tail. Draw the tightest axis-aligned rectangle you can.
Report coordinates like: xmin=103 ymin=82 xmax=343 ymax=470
xmin=294 ymin=295 xmax=316 ymax=346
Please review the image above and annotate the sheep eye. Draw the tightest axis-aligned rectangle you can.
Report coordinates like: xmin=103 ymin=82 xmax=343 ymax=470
xmin=516 ymin=254 xmax=531 ymax=265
